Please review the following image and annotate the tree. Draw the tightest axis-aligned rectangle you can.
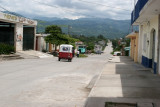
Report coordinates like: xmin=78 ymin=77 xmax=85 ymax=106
xmin=97 ymin=34 xmax=105 ymax=40
xmin=45 ymin=25 xmax=62 ymax=34
xmin=45 ymin=25 xmax=79 ymax=51
xmin=87 ymin=43 xmax=94 ymax=50
xmin=45 ymin=25 xmax=65 ymax=50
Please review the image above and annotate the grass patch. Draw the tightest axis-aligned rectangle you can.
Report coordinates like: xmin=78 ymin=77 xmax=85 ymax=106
xmin=0 ymin=43 xmax=15 ymax=55
xmin=110 ymin=52 xmax=114 ymax=55
xmin=79 ymin=54 xmax=88 ymax=58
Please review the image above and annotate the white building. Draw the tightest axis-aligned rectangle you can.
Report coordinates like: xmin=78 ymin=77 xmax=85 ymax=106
xmin=98 ymin=40 xmax=106 ymax=46
xmin=131 ymin=0 xmax=160 ymax=74
xmin=0 ymin=12 xmax=37 ymax=52
xmin=94 ymin=45 xmax=102 ymax=52
xmin=36 ymin=34 xmax=49 ymax=52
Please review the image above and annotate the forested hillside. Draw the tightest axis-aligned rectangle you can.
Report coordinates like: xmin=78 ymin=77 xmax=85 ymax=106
xmin=36 ymin=17 xmax=131 ymax=39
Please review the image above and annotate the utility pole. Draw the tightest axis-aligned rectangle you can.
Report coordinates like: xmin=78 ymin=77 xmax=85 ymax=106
xmin=68 ymin=25 xmax=72 ymax=36
xmin=68 ymin=25 xmax=70 ymax=35
xmin=132 ymin=0 xmax=136 ymax=32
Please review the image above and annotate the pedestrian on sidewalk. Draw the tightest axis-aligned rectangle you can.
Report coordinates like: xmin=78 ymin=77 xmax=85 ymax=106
xmin=77 ymin=50 xmax=79 ymax=58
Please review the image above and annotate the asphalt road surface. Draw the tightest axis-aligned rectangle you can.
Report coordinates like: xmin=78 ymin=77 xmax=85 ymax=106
xmin=0 ymin=43 xmax=112 ymax=107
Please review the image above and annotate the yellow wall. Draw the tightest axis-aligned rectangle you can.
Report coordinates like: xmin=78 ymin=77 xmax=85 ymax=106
xmin=134 ymin=35 xmax=139 ymax=62
xmin=49 ymin=43 xmax=52 ymax=52
xmin=128 ymin=33 xmax=139 ymax=62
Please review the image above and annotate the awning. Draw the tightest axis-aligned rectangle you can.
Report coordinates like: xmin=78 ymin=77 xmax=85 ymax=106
xmin=124 ymin=47 xmax=130 ymax=51
xmin=126 ymin=31 xmax=139 ymax=38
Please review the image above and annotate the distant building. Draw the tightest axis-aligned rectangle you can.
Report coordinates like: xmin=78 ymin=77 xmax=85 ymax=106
xmin=120 ymin=42 xmax=126 ymax=45
xmin=36 ymin=34 xmax=49 ymax=52
xmin=36 ymin=34 xmax=60 ymax=53
xmin=94 ymin=45 xmax=102 ymax=53
xmin=75 ymin=41 xmax=83 ymax=45
xmin=75 ymin=41 xmax=84 ymax=53
xmin=98 ymin=40 xmax=106 ymax=46
xmin=78 ymin=45 xmax=86 ymax=54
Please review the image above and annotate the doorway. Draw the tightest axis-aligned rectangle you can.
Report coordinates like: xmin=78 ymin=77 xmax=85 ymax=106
xmin=151 ymin=29 xmax=156 ymax=73
xmin=23 ymin=26 xmax=34 ymax=50
xmin=0 ymin=21 xmax=14 ymax=46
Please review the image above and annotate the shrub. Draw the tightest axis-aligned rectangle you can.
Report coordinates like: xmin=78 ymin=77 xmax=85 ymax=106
xmin=0 ymin=43 xmax=15 ymax=55
xmin=42 ymin=49 xmax=47 ymax=53
xmin=79 ymin=54 xmax=88 ymax=58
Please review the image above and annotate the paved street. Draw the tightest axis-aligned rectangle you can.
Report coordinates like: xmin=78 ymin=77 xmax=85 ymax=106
xmin=0 ymin=43 xmax=112 ymax=107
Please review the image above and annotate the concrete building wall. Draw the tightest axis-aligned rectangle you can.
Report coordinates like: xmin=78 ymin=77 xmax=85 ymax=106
xmin=0 ymin=12 xmax=37 ymax=52
xmin=138 ymin=25 xmax=143 ymax=63
xmin=141 ymin=23 xmax=148 ymax=58
xmin=41 ymin=37 xmax=46 ymax=51
xmin=135 ymin=35 xmax=139 ymax=62
xmin=148 ymin=16 xmax=158 ymax=61
xmin=139 ymin=15 xmax=159 ymax=73
xmin=36 ymin=37 xmax=42 ymax=51
xmin=126 ymin=32 xmax=139 ymax=62
xmin=15 ymin=23 xmax=23 ymax=51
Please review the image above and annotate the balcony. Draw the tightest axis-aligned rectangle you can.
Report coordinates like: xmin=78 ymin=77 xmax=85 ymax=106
xmin=131 ymin=0 xmax=149 ymax=25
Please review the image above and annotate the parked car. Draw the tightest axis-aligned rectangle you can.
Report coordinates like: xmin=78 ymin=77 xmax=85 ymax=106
xmin=96 ymin=50 xmax=102 ymax=54
xmin=113 ymin=51 xmax=121 ymax=56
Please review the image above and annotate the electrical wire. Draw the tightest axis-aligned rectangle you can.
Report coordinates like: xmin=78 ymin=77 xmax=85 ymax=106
xmin=0 ymin=5 xmax=18 ymax=16
xmin=32 ymin=0 xmax=131 ymax=19
xmin=0 ymin=5 xmax=30 ymax=19
xmin=76 ymin=0 xmax=131 ymax=12
xmin=0 ymin=1 xmax=132 ymax=25
xmin=32 ymin=0 xmax=99 ymax=18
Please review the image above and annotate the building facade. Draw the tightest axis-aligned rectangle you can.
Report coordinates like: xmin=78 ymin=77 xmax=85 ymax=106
xmin=126 ymin=31 xmax=139 ymax=62
xmin=0 ymin=12 xmax=37 ymax=52
xmin=131 ymin=0 xmax=160 ymax=74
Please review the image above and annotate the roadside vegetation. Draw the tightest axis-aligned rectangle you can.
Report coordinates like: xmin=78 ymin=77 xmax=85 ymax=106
xmin=79 ymin=54 xmax=88 ymax=58
xmin=0 ymin=43 xmax=15 ymax=55
xmin=111 ymin=38 xmax=130 ymax=55
xmin=45 ymin=25 xmax=79 ymax=50
xmin=72 ymin=34 xmax=108 ymax=53
xmin=44 ymin=25 xmax=108 ymax=55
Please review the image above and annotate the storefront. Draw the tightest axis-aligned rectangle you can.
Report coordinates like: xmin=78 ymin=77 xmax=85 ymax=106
xmin=0 ymin=12 xmax=37 ymax=52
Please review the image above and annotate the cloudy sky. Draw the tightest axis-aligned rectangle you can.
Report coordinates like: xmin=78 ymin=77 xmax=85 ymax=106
xmin=0 ymin=0 xmax=134 ymax=20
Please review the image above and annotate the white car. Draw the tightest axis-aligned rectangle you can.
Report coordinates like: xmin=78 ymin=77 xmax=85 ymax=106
xmin=113 ymin=51 xmax=121 ymax=56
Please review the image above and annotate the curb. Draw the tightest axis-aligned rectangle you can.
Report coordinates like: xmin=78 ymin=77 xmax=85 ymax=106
xmin=84 ymin=55 xmax=113 ymax=107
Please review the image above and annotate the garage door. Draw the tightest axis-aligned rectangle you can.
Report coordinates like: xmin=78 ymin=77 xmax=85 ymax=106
xmin=23 ymin=26 xmax=34 ymax=50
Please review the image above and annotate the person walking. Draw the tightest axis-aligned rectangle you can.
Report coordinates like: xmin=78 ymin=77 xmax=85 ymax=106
xmin=77 ymin=50 xmax=80 ymax=58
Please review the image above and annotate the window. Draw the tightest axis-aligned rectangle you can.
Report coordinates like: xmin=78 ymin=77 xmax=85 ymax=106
xmin=62 ymin=47 xmax=70 ymax=52
xmin=143 ymin=33 xmax=147 ymax=52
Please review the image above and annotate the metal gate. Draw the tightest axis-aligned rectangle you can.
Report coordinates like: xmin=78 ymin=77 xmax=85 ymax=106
xmin=0 ymin=22 xmax=14 ymax=46
xmin=23 ymin=26 xmax=34 ymax=50
xmin=152 ymin=30 xmax=156 ymax=69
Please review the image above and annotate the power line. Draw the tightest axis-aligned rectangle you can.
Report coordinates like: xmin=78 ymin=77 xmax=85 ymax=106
xmin=32 ymin=0 xmax=98 ymax=18
xmin=76 ymin=0 xmax=131 ymax=12
xmin=0 ymin=5 xmax=26 ymax=18
xmin=32 ymin=0 xmax=131 ymax=19
xmin=0 ymin=5 xmax=10 ymax=12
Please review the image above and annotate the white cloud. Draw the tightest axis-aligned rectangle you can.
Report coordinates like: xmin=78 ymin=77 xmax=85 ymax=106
xmin=0 ymin=0 xmax=133 ymax=20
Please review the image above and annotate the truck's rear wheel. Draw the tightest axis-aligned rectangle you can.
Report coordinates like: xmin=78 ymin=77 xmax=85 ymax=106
xmin=58 ymin=58 xmax=61 ymax=61
xmin=68 ymin=59 xmax=72 ymax=62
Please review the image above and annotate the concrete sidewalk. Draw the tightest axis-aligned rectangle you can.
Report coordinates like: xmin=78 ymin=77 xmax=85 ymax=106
xmin=85 ymin=56 xmax=160 ymax=107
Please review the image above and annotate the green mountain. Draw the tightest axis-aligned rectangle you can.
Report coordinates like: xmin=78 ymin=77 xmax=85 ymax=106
xmin=36 ymin=18 xmax=131 ymax=39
